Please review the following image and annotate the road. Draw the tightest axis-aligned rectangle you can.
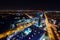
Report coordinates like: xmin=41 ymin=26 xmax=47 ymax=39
xmin=0 ymin=13 xmax=35 ymax=39
xmin=44 ymin=12 xmax=60 ymax=40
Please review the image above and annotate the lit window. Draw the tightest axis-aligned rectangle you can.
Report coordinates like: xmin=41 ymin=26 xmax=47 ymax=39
xmin=24 ymin=28 xmax=32 ymax=35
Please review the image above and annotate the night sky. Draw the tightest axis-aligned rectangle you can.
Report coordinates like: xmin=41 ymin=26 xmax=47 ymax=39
xmin=0 ymin=0 xmax=59 ymax=10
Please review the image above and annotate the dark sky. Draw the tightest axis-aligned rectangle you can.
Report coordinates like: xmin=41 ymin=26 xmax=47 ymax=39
xmin=0 ymin=0 xmax=60 ymax=10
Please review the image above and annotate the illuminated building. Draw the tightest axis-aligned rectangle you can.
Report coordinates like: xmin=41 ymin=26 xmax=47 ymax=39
xmin=0 ymin=10 xmax=45 ymax=40
xmin=7 ymin=25 xmax=45 ymax=40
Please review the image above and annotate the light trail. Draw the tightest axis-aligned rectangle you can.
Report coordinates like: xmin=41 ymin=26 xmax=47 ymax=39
xmin=0 ymin=21 xmax=35 ymax=39
xmin=51 ymin=25 xmax=60 ymax=40
xmin=44 ymin=12 xmax=60 ymax=40
xmin=0 ymin=13 xmax=35 ymax=39
xmin=24 ymin=13 xmax=32 ymax=19
xmin=44 ymin=12 xmax=56 ymax=40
